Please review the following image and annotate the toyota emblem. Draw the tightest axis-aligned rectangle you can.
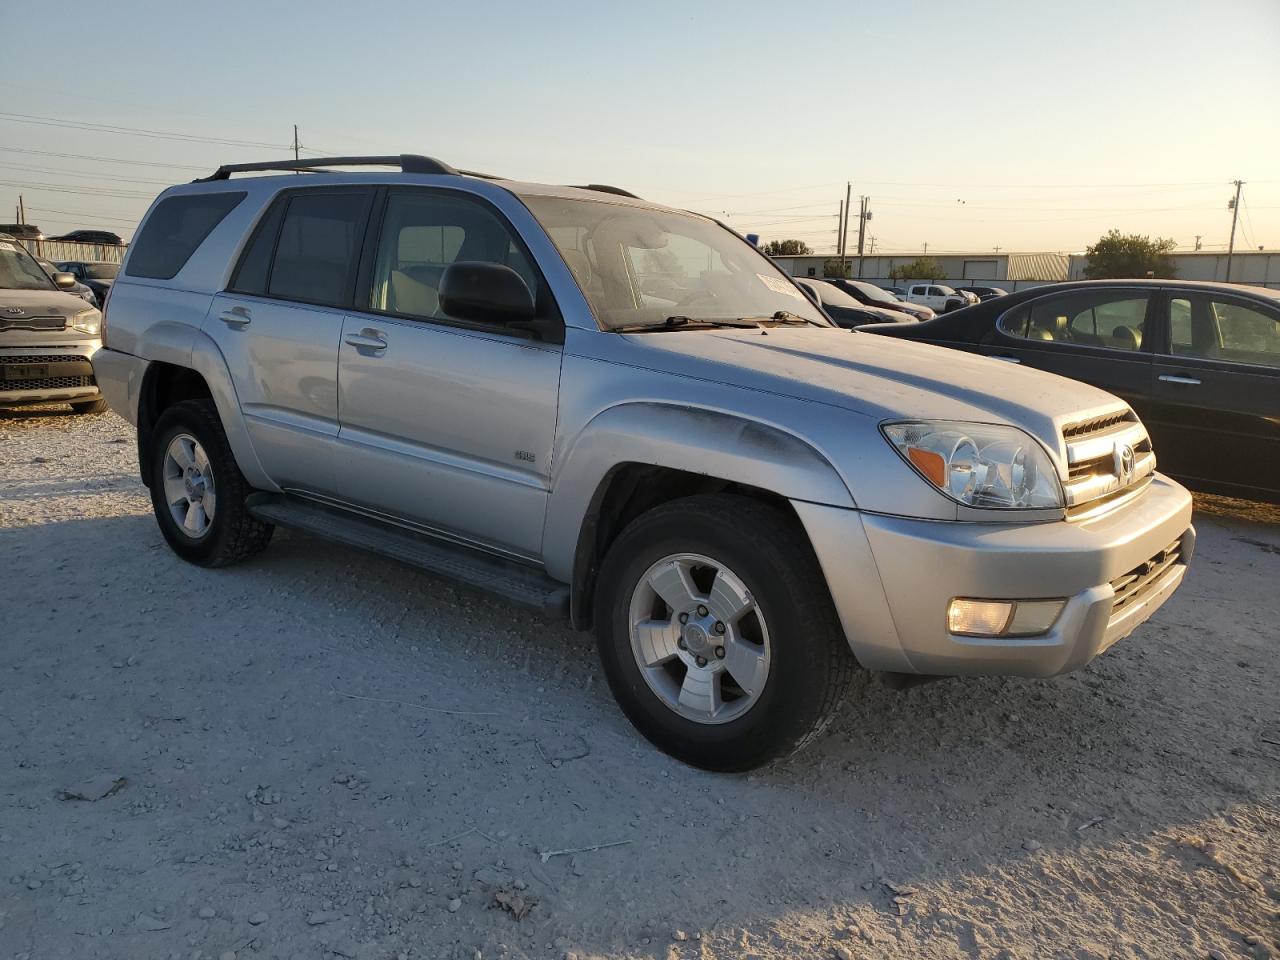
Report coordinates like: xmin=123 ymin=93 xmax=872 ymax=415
xmin=1114 ymin=442 xmax=1135 ymax=483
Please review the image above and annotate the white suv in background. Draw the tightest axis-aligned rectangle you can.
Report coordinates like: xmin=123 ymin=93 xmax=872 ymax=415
xmin=903 ymin=283 xmax=972 ymax=313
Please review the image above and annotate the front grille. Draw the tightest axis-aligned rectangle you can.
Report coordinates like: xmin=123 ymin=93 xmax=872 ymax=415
xmin=1062 ymin=410 xmax=1132 ymax=440
xmin=1 ymin=354 xmax=88 ymax=364
xmin=1061 ymin=408 xmax=1156 ymax=516
xmin=0 ymin=317 xmax=66 ymax=333
xmin=1110 ymin=539 xmax=1184 ymax=615
xmin=3 ymin=375 xmax=94 ymax=391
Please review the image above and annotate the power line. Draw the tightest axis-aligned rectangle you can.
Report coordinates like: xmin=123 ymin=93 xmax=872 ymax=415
xmin=0 ymin=146 xmax=209 ymax=171
xmin=0 ymin=178 xmax=155 ymax=199
xmin=0 ymin=112 xmax=289 ymax=150
xmin=26 ymin=206 xmax=140 ymax=227
xmin=0 ymin=161 xmax=173 ymax=186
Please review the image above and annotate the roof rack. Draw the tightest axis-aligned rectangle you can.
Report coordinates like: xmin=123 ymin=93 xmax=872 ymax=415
xmin=569 ymin=184 xmax=642 ymax=199
xmin=194 ymin=154 xmax=459 ymax=182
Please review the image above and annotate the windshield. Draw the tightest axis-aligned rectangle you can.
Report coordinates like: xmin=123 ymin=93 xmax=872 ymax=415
xmin=80 ymin=262 xmax=120 ymax=280
xmin=811 ymin=281 xmax=865 ymax=309
xmin=523 ymin=196 xmax=830 ymax=330
xmin=848 ymin=280 xmax=900 ymax=305
xmin=0 ymin=240 xmax=55 ymax=291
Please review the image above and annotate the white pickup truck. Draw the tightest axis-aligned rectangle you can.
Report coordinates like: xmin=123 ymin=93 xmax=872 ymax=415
xmin=902 ymin=283 xmax=975 ymax=313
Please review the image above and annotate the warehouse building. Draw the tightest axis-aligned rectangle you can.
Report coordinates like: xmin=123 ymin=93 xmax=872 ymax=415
xmin=1068 ymin=250 xmax=1279 ymax=287
xmin=771 ymin=251 xmax=1070 ymax=289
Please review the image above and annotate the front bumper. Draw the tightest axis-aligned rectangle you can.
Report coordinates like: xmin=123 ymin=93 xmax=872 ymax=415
xmin=0 ymin=342 xmax=101 ymax=406
xmin=794 ymin=473 xmax=1194 ymax=677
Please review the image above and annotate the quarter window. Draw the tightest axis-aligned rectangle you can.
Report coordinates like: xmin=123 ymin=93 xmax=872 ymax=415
xmin=369 ymin=191 xmax=537 ymax=322
xmin=1169 ymin=295 xmax=1280 ymax=369
xmin=126 ymin=191 xmax=245 ymax=280
xmin=1013 ymin=290 xmax=1150 ymax=352
xmin=267 ymin=192 xmax=370 ymax=307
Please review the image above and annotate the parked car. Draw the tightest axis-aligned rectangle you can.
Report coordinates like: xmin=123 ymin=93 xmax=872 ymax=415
xmin=886 ymin=285 xmax=906 ymax=297
xmin=56 ymin=260 xmax=119 ymax=305
xmin=0 ymin=234 xmax=107 ymax=413
xmin=902 ymin=283 xmax=971 ymax=313
xmin=956 ymin=285 xmax=1008 ymax=302
xmin=0 ymin=224 xmax=44 ymax=241
xmin=48 ymin=229 xmax=124 ymax=245
xmin=36 ymin=257 xmax=98 ymax=306
xmin=795 ymin=278 xmax=915 ymax=327
xmin=820 ymin=278 xmax=935 ymax=321
xmin=862 ymin=279 xmax=1280 ymax=502
xmin=96 ymin=155 xmax=1194 ymax=770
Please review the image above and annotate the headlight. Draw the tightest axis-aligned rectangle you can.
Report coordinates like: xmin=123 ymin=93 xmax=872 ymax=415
xmin=70 ymin=310 xmax=102 ymax=336
xmin=882 ymin=420 xmax=1063 ymax=509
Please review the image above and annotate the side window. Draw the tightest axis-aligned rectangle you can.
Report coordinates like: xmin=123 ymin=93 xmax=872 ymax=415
xmin=929 ymin=286 xmax=945 ymax=297
xmin=370 ymin=190 xmax=537 ymax=322
xmin=1169 ymin=295 xmax=1280 ymax=369
xmin=1021 ymin=291 xmax=1149 ymax=351
xmin=125 ymin=191 xmax=245 ymax=280
xmin=229 ymin=199 xmax=286 ymax=296
xmin=997 ymin=303 xmax=1029 ymax=338
xmin=267 ymin=192 xmax=369 ymax=307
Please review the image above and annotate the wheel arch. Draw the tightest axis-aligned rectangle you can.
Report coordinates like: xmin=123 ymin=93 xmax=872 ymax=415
xmin=543 ymin=402 xmax=855 ymax=630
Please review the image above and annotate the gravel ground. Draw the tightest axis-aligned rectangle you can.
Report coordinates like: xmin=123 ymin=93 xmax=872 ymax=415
xmin=1 ymin=406 xmax=1278 ymax=960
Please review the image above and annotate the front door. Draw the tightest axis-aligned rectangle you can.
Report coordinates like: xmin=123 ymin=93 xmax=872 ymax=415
xmin=206 ymin=186 xmax=374 ymax=494
xmin=335 ymin=187 xmax=563 ymax=559
xmin=1148 ymin=290 xmax=1280 ymax=498
xmin=979 ymin=286 xmax=1156 ymax=421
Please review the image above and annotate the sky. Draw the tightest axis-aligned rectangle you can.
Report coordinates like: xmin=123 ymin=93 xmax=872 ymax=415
xmin=3 ymin=0 xmax=1279 ymax=254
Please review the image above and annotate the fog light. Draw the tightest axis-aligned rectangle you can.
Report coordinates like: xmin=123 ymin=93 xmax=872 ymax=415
xmin=948 ymin=598 xmax=1066 ymax=638
xmin=948 ymin=599 xmax=1013 ymax=636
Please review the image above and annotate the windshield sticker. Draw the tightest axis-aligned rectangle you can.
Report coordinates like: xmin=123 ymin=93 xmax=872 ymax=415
xmin=758 ymin=274 xmax=804 ymax=299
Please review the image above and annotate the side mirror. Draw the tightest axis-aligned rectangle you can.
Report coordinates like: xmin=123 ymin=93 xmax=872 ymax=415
xmin=438 ymin=261 xmax=535 ymax=325
xmin=52 ymin=272 xmax=77 ymax=290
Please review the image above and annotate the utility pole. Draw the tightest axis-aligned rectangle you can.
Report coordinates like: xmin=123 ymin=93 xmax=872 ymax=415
xmin=1194 ymin=235 xmax=1202 ymax=251
xmin=923 ymin=242 xmax=928 ymax=255
xmin=17 ymin=194 xmax=25 ymax=225
xmin=840 ymin=182 xmax=851 ymax=275
xmin=837 ymin=197 xmax=846 ymax=264
xmin=855 ymin=196 xmax=871 ymax=277
xmin=868 ymin=236 xmax=877 ymax=255
xmin=292 ymin=125 xmax=301 ymax=162
xmin=1225 ymin=179 xmax=1244 ymax=282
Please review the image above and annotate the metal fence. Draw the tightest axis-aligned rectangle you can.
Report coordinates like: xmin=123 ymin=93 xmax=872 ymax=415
xmin=16 ymin=239 xmax=127 ymax=264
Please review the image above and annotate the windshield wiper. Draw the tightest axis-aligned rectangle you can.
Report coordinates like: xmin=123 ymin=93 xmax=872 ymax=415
xmin=740 ymin=310 xmax=828 ymax=327
xmin=613 ymin=315 xmax=763 ymax=333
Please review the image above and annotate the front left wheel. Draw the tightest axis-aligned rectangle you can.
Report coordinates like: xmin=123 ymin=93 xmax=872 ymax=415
xmin=70 ymin=397 xmax=110 ymax=414
xmin=593 ymin=494 xmax=855 ymax=771
xmin=148 ymin=399 xmax=273 ymax=567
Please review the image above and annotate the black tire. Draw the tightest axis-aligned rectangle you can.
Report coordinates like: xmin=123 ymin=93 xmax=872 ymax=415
xmin=70 ymin=397 xmax=110 ymax=414
xmin=148 ymin=398 xmax=273 ymax=567
xmin=593 ymin=494 xmax=855 ymax=771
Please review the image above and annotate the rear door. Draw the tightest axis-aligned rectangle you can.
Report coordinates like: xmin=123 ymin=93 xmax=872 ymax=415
xmin=1148 ymin=290 xmax=1280 ymax=498
xmin=206 ymin=186 xmax=374 ymax=494
xmin=977 ymin=286 xmax=1156 ymax=419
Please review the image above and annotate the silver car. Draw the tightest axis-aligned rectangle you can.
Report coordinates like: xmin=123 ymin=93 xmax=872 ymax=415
xmin=94 ymin=155 xmax=1193 ymax=770
xmin=0 ymin=236 xmax=106 ymax=413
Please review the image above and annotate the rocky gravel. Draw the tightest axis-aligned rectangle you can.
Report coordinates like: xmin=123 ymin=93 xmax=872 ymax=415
xmin=1 ymin=406 xmax=1278 ymax=959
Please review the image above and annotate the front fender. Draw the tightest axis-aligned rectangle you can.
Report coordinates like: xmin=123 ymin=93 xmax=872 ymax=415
xmin=186 ymin=330 xmax=277 ymax=492
xmin=540 ymin=401 xmax=855 ymax=583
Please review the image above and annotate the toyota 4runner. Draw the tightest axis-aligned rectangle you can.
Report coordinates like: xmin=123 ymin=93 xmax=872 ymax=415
xmin=94 ymin=155 xmax=1194 ymax=770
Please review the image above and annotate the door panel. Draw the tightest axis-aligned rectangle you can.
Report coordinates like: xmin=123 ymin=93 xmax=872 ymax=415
xmin=980 ymin=288 xmax=1155 ymax=419
xmin=1148 ymin=292 xmax=1280 ymax=498
xmin=336 ymin=314 xmax=561 ymax=556
xmin=334 ymin=186 xmax=564 ymax=558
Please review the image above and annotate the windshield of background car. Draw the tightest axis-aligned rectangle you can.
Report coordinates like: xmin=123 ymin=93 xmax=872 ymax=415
xmin=850 ymin=280 xmax=899 ymax=305
xmin=82 ymin=263 xmax=120 ymax=280
xmin=0 ymin=240 xmax=55 ymax=291
xmin=522 ymin=196 xmax=830 ymax=330
xmin=815 ymin=281 xmax=865 ymax=308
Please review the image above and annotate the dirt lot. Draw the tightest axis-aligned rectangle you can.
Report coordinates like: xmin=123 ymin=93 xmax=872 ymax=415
xmin=1 ymin=408 xmax=1277 ymax=960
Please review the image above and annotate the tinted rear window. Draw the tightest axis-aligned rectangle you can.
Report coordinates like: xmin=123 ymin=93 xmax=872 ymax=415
xmin=126 ymin=192 xmax=245 ymax=280
xmin=266 ymin=192 xmax=369 ymax=307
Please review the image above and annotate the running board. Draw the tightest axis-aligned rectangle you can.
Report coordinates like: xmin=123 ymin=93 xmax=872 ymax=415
xmin=246 ymin=494 xmax=569 ymax=618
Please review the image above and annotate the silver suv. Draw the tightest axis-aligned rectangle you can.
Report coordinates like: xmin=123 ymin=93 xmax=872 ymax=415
xmin=95 ymin=155 xmax=1194 ymax=770
xmin=1 ymin=236 xmax=107 ymax=413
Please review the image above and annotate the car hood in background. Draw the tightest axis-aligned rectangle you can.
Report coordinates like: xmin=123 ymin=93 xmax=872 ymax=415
xmin=606 ymin=326 xmax=1124 ymax=451
xmin=0 ymin=287 xmax=96 ymax=319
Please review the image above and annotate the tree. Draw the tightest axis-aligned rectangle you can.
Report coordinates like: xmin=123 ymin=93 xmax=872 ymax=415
xmin=763 ymin=239 xmax=812 ymax=256
xmin=823 ymin=258 xmax=850 ymax=278
xmin=889 ymin=257 xmax=945 ymax=282
xmin=1083 ymin=230 xmax=1177 ymax=279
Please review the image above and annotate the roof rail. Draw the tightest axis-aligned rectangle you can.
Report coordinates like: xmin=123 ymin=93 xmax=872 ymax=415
xmin=194 ymin=154 xmax=459 ymax=182
xmin=569 ymin=183 xmax=642 ymax=199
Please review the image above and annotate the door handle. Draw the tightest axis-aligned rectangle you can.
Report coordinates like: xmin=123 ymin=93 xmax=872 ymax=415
xmin=219 ymin=307 xmax=252 ymax=327
xmin=344 ymin=332 xmax=388 ymax=352
xmin=1158 ymin=374 xmax=1201 ymax=386
xmin=993 ymin=355 xmax=1021 ymax=363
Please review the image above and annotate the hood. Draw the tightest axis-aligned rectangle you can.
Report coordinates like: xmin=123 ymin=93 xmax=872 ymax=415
xmin=855 ymin=304 xmax=917 ymax=324
xmin=0 ymin=287 xmax=96 ymax=317
xmin=610 ymin=326 xmax=1126 ymax=452
xmin=886 ymin=300 xmax=933 ymax=319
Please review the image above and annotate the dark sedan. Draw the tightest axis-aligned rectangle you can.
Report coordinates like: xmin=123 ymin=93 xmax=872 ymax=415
xmin=48 ymin=229 xmax=124 ymax=245
xmin=862 ymin=279 xmax=1280 ymax=502
xmin=955 ymin=285 xmax=1008 ymax=301
xmin=56 ymin=260 xmax=119 ymax=304
xmin=795 ymin=278 xmax=915 ymax=328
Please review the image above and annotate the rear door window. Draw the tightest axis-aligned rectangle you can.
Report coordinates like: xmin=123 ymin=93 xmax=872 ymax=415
xmin=264 ymin=191 xmax=372 ymax=308
xmin=126 ymin=192 xmax=246 ymax=280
